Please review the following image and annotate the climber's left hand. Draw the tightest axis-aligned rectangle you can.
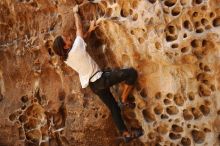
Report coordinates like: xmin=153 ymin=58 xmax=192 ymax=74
xmin=88 ymin=20 xmax=99 ymax=32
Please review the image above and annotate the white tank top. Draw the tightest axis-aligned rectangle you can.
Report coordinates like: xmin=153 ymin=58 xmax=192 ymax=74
xmin=65 ymin=36 xmax=102 ymax=88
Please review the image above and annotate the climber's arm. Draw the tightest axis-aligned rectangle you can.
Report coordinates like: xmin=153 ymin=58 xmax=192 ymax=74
xmin=83 ymin=20 xmax=98 ymax=38
xmin=74 ymin=12 xmax=84 ymax=38
xmin=73 ymin=5 xmax=84 ymax=38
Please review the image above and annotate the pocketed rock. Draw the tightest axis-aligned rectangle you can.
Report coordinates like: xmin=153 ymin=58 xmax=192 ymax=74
xmin=181 ymin=137 xmax=191 ymax=146
xmin=26 ymin=129 xmax=41 ymax=144
xmin=157 ymin=124 xmax=169 ymax=134
xmin=199 ymin=105 xmax=210 ymax=116
xmin=191 ymin=107 xmax=203 ymax=119
xmin=169 ymin=132 xmax=181 ymax=140
xmin=174 ymin=94 xmax=185 ymax=106
xmin=155 ymin=92 xmax=162 ymax=99
xmin=183 ymin=109 xmax=193 ymax=120
xmin=166 ymin=106 xmax=179 ymax=115
xmin=21 ymin=95 xmax=29 ymax=103
xmin=0 ymin=93 xmax=4 ymax=102
xmin=188 ymin=92 xmax=195 ymax=101
xmin=172 ymin=124 xmax=183 ymax=133
xmin=198 ymin=84 xmax=212 ymax=97
xmin=191 ymin=130 xmax=206 ymax=144
xmin=143 ymin=109 xmax=156 ymax=122
xmin=154 ymin=104 xmax=163 ymax=115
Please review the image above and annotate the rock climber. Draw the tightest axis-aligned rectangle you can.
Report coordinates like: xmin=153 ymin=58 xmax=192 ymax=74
xmin=52 ymin=5 xmax=143 ymax=143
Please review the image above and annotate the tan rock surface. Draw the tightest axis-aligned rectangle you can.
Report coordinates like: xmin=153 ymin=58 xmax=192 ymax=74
xmin=0 ymin=0 xmax=220 ymax=145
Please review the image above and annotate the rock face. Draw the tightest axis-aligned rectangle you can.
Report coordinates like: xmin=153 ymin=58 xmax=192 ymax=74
xmin=0 ymin=0 xmax=220 ymax=146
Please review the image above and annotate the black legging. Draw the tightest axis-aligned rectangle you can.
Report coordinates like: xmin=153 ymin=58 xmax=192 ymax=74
xmin=89 ymin=68 xmax=138 ymax=133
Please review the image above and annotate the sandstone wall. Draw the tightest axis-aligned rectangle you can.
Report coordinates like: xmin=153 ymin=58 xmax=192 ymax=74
xmin=0 ymin=0 xmax=220 ymax=146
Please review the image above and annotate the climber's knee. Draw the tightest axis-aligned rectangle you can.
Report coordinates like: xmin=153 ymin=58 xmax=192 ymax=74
xmin=125 ymin=68 xmax=138 ymax=85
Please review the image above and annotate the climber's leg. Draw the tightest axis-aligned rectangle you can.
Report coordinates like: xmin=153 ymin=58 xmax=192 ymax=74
xmin=89 ymin=68 xmax=138 ymax=103
xmin=90 ymin=87 xmax=128 ymax=133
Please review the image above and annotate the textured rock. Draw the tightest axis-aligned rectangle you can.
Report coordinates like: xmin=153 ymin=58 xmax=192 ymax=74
xmin=191 ymin=129 xmax=206 ymax=144
xmin=0 ymin=0 xmax=220 ymax=145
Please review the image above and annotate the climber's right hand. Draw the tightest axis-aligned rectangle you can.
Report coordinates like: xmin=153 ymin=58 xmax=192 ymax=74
xmin=73 ymin=5 xmax=79 ymax=13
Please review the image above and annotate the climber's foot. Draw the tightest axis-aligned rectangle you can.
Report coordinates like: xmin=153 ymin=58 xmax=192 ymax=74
xmin=116 ymin=129 xmax=144 ymax=143
xmin=118 ymin=100 xmax=135 ymax=109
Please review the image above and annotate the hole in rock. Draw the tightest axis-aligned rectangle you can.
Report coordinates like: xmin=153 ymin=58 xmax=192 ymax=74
xmin=163 ymin=7 xmax=169 ymax=14
xmin=181 ymin=137 xmax=191 ymax=146
xmin=171 ymin=43 xmax=178 ymax=48
xmin=183 ymin=33 xmax=187 ymax=38
xmin=21 ymin=105 xmax=26 ymax=110
xmin=191 ymin=39 xmax=200 ymax=48
xmin=168 ymin=25 xmax=175 ymax=34
xmin=21 ymin=95 xmax=28 ymax=103
xmin=48 ymin=48 xmax=54 ymax=56
xmin=9 ymin=113 xmax=17 ymax=121
xmin=161 ymin=114 xmax=169 ymax=119
xmin=129 ymin=9 xmax=133 ymax=15
xmin=166 ymin=35 xmax=177 ymax=42
xmin=210 ymin=84 xmax=216 ymax=91
xmin=106 ymin=8 xmax=112 ymax=17
xmin=19 ymin=115 xmax=27 ymax=123
xmin=205 ymin=25 xmax=212 ymax=29
xmin=217 ymin=110 xmax=220 ymax=115
xmin=148 ymin=0 xmax=156 ymax=4
xmin=169 ymin=132 xmax=181 ymax=140
xmin=180 ymin=0 xmax=187 ymax=5
xmin=130 ymin=30 xmax=135 ymax=35
xmin=201 ymin=18 xmax=209 ymax=26
xmin=164 ymin=0 xmax=176 ymax=7
xmin=171 ymin=7 xmax=180 ymax=16
xmin=120 ymin=9 xmax=129 ymax=17
xmin=194 ymin=0 xmax=203 ymax=4
xmin=181 ymin=47 xmax=189 ymax=53
xmin=194 ymin=21 xmax=200 ymax=28
xmin=204 ymin=65 xmax=211 ymax=71
xmin=155 ymin=42 xmax=161 ymax=49
xmin=30 ymin=1 xmax=38 ymax=7
xmin=140 ymin=88 xmax=148 ymax=98
xmin=201 ymin=5 xmax=207 ymax=11
xmin=209 ymin=12 xmax=214 ymax=18
xmin=142 ymin=109 xmax=156 ymax=122
xmin=202 ymin=39 xmax=207 ymax=47
xmin=166 ymin=106 xmax=179 ymax=115
xmin=164 ymin=98 xmax=171 ymax=105
xmin=132 ymin=13 xmax=138 ymax=21
xmin=199 ymin=104 xmax=210 ymax=116
xmin=172 ymin=124 xmax=183 ymax=132
xmin=167 ymin=93 xmax=173 ymax=99
xmin=193 ymin=12 xmax=198 ymax=17
xmin=183 ymin=20 xmax=192 ymax=30
xmin=203 ymin=128 xmax=211 ymax=132
xmin=155 ymin=92 xmax=162 ymax=99
xmin=191 ymin=130 xmax=206 ymax=144
xmin=213 ymin=17 xmax=220 ymax=27
xmin=196 ymin=28 xmax=203 ymax=33
xmin=199 ymin=62 xmax=204 ymax=70
xmin=138 ymin=37 xmax=145 ymax=44
xmin=154 ymin=105 xmax=163 ymax=115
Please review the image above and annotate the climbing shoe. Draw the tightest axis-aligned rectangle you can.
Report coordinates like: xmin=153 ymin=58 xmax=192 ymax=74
xmin=123 ymin=129 xmax=144 ymax=143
